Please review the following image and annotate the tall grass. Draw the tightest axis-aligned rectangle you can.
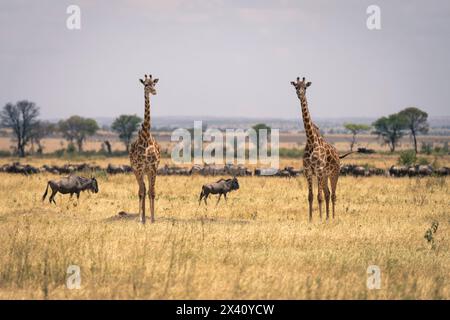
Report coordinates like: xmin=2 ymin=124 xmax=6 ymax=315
xmin=0 ymin=171 xmax=448 ymax=299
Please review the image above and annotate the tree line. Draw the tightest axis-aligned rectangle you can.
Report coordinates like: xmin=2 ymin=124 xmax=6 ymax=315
xmin=344 ymin=107 xmax=429 ymax=153
xmin=0 ymin=100 xmax=431 ymax=157
xmin=0 ymin=100 xmax=142 ymax=157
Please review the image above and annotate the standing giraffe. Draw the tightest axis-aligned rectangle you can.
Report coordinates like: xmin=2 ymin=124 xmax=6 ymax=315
xmin=130 ymin=74 xmax=161 ymax=224
xmin=290 ymin=77 xmax=342 ymax=221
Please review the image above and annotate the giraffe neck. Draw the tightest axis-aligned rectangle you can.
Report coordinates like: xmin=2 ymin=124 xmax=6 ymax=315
xmin=298 ymin=91 xmax=318 ymax=145
xmin=139 ymin=91 xmax=151 ymax=140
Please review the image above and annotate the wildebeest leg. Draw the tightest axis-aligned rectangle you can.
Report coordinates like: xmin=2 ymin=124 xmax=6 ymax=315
xmin=204 ymin=193 xmax=209 ymax=205
xmin=216 ymin=194 xmax=222 ymax=206
xmin=199 ymin=189 xmax=204 ymax=206
xmin=148 ymin=173 xmax=156 ymax=223
xmin=134 ymin=171 xmax=146 ymax=224
xmin=76 ymin=192 xmax=80 ymax=200
xmin=49 ymin=189 xmax=57 ymax=204
xmin=223 ymin=193 xmax=227 ymax=202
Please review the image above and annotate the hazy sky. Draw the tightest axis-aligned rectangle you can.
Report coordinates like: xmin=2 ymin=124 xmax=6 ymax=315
xmin=1 ymin=0 xmax=449 ymax=120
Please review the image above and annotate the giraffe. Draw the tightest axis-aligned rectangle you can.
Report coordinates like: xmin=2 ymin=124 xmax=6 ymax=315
xmin=290 ymin=77 xmax=341 ymax=221
xmin=129 ymin=74 xmax=161 ymax=224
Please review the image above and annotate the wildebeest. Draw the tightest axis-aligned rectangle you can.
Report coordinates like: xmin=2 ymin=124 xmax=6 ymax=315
xmin=42 ymin=175 xmax=99 ymax=204
xmin=436 ymin=167 xmax=450 ymax=176
xmin=352 ymin=166 xmax=367 ymax=177
xmin=389 ymin=165 xmax=408 ymax=177
xmin=199 ymin=177 xmax=240 ymax=205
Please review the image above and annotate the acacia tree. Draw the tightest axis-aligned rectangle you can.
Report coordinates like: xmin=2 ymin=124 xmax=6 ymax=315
xmin=372 ymin=114 xmax=407 ymax=152
xmin=344 ymin=123 xmax=371 ymax=151
xmin=58 ymin=116 xmax=99 ymax=152
xmin=0 ymin=100 xmax=40 ymax=157
xmin=30 ymin=121 xmax=55 ymax=154
xmin=398 ymin=107 xmax=429 ymax=154
xmin=252 ymin=123 xmax=272 ymax=157
xmin=111 ymin=114 xmax=142 ymax=152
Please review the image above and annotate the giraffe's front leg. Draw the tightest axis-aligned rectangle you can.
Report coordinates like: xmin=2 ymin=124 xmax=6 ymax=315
xmin=135 ymin=172 xmax=146 ymax=224
xmin=330 ymin=173 xmax=339 ymax=219
xmin=317 ymin=175 xmax=325 ymax=220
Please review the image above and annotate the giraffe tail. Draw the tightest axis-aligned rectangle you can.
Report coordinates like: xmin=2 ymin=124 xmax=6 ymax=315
xmin=339 ymin=148 xmax=375 ymax=159
xmin=339 ymin=151 xmax=354 ymax=159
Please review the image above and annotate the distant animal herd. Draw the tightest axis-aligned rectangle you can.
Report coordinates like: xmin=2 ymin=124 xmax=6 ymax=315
xmin=1 ymin=161 xmax=449 ymax=178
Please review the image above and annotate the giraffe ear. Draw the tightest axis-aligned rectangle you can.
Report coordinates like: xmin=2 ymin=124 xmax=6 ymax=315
xmin=306 ymin=82 xmax=312 ymax=87
xmin=290 ymin=81 xmax=296 ymax=86
xmin=153 ymin=78 xmax=159 ymax=84
xmin=139 ymin=79 xmax=145 ymax=84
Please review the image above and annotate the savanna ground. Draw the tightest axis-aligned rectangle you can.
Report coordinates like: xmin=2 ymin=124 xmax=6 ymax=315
xmin=0 ymin=155 xmax=448 ymax=299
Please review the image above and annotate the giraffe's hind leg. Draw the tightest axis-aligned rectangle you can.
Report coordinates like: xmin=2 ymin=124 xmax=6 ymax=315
xmin=323 ymin=177 xmax=331 ymax=220
xmin=147 ymin=172 xmax=156 ymax=223
xmin=330 ymin=173 xmax=339 ymax=219
xmin=134 ymin=171 xmax=146 ymax=224
xmin=305 ymin=173 xmax=314 ymax=222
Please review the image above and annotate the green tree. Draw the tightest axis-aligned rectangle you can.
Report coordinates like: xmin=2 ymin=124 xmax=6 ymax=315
xmin=111 ymin=114 xmax=142 ymax=152
xmin=0 ymin=100 xmax=40 ymax=157
xmin=344 ymin=123 xmax=371 ymax=151
xmin=58 ymin=116 xmax=99 ymax=152
xmin=398 ymin=107 xmax=429 ymax=154
xmin=252 ymin=123 xmax=271 ymax=155
xmin=372 ymin=114 xmax=407 ymax=152
xmin=30 ymin=121 xmax=55 ymax=154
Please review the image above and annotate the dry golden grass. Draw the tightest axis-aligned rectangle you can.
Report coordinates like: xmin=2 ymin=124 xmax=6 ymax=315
xmin=0 ymin=166 xmax=448 ymax=299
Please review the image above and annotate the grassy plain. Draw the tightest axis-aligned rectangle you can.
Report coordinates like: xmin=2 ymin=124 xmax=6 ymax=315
xmin=0 ymin=162 xmax=448 ymax=299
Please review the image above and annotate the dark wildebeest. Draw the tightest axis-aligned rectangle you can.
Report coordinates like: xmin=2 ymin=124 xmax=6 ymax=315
xmin=199 ymin=177 xmax=239 ymax=205
xmin=42 ymin=175 xmax=99 ymax=204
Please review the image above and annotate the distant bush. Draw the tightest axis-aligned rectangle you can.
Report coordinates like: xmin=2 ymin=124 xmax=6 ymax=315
xmin=0 ymin=150 xmax=11 ymax=157
xmin=417 ymin=157 xmax=430 ymax=165
xmin=67 ymin=142 xmax=77 ymax=154
xmin=420 ymin=142 xmax=433 ymax=155
xmin=279 ymin=148 xmax=303 ymax=158
xmin=398 ymin=150 xmax=417 ymax=166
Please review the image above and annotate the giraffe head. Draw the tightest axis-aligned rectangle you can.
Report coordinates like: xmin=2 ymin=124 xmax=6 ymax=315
xmin=139 ymin=74 xmax=159 ymax=95
xmin=291 ymin=77 xmax=311 ymax=95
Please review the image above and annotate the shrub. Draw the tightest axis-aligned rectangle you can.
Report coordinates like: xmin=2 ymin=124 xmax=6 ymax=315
xmin=279 ymin=148 xmax=303 ymax=158
xmin=420 ymin=142 xmax=432 ymax=155
xmin=67 ymin=142 xmax=76 ymax=154
xmin=398 ymin=150 xmax=417 ymax=166
xmin=443 ymin=141 xmax=449 ymax=153
xmin=0 ymin=150 xmax=12 ymax=157
xmin=417 ymin=157 xmax=430 ymax=165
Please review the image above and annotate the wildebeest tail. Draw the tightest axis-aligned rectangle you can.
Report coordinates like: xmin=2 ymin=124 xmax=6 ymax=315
xmin=42 ymin=182 xmax=50 ymax=201
xmin=198 ymin=188 xmax=204 ymax=203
